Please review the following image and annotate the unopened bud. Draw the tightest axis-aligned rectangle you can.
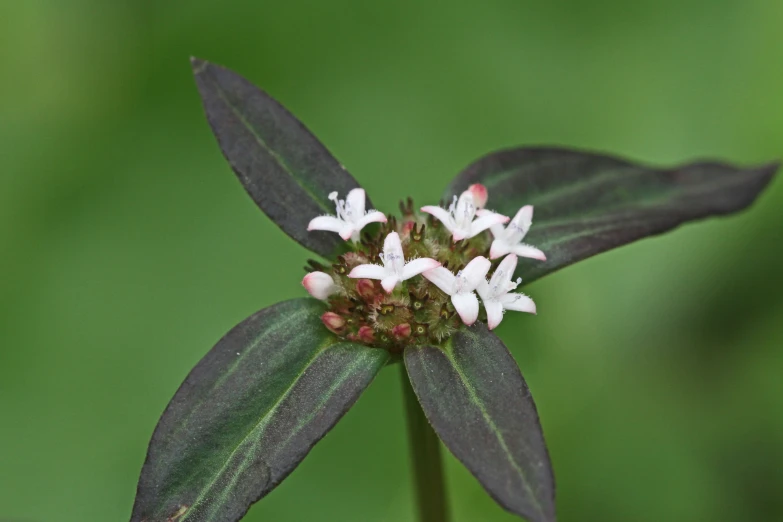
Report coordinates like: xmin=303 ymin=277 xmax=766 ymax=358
xmin=392 ymin=323 xmax=411 ymax=339
xmin=358 ymin=325 xmax=376 ymax=343
xmin=321 ymin=312 xmax=346 ymax=334
xmin=467 ymin=183 xmax=488 ymax=209
xmin=356 ymin=278 xmax=377 ymax=300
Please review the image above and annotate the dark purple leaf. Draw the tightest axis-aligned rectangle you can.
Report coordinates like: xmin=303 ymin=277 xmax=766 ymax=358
xmin=192 ymin=59 xmax=369 ymax=259
xmin=405 ymin=325 xmax=555 ymax=522
xmin=131 ymin=299 xmax=388 ymax=522
xmin=446 ymin=147 xmax=778 ymax=283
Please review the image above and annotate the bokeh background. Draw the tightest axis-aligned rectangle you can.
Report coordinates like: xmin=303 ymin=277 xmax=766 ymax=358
xmin=1 ymin=1 xmax=782 ymax=521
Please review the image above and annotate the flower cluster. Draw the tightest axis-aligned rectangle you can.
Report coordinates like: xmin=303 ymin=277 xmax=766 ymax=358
xmin=302 ymin=184 xmax=544 ymax=351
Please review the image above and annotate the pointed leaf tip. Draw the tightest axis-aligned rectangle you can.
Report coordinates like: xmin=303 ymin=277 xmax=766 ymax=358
xmin=405 ymin=325 xmax=556 ymax=522
xmin=131 ymin=299 xmax=389 ymax=522
xmin=192 ymin=60 xmax=370 ymax=259
xmin=190 ymin=56 xmax=207 ymax=73
xmin=445 ymin=147 xmax=779 ymax=285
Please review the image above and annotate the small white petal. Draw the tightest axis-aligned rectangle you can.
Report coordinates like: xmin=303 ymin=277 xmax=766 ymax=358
xmin=500 ymin=293 xmax=537 ymax=314
xmin=493 ymin=254 xmax=518 ymax=287
xmin=514 ymin=205 xmax=534 ymax=226
xmin=453 ymin=192 xmax=476 ymax=229
xmin=489 ymin=221 xmax=506 ymax=238
xmin=468 ymin=212 xmax=510 ymax=238
xmin=346 ymin=188 xmax=366 ymax=217
xmin=422 ymin=266 xmax=457 ymax=295
xmin=507 ymin=205 xmax=534 ymax=241
xmin=489 ymin=239 xmax=512 ymax=260
xmin=381 ymin=276 xmax=400 ymax=293
xmin=420 ymin=206 xmax=455 ymax=231
xmin=460 ymin=256 xmax=492 ymax=291
xmin=484 ymin=299 xmax=504 ymax=330
xmin=451 ymin=292 xmax=479 ymax=325
xmin=452 ymin=228 xmax=470 ymax=242
xmin=476 ymin=279 xmax=491 ymax=302
xmin=511 ymin=244 xmax=547 ymax=261
xmin=348 ymin=264 xmax=388 ymax=280
xmin=401 ymin=258 xmax=441 ymax=280
xmin=357 ymin=210 xmax=387 ymax=228
xmin=339 ymin=225 xmax=356 ymax=241
xmin=308 ymin=215 xmax=344 ymax=233
xmin=302 ymin=271 xmax=338 ymax=301
xmin=383 ymin=232 xmax=405 ymax=273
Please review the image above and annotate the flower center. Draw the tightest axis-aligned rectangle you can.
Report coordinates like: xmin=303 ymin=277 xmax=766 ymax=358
xmin=449 ymin=195 xmax=476 ymax=230
xmin=329 ymin=191 xmax=354 ymax=222
xmin=313 ymin=201 xmax=493 ymax=352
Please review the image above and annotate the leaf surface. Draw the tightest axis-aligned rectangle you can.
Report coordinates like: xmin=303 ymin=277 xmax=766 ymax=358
xmin=404 ymin=325 xmax=555 ymax=522
xmin=193 ymin=58 xmax=369 ymax=259
xmin=131 ymin=299 xmax=388 ymax=522
xmin=445 ymin=147 xmax=778 ymax=283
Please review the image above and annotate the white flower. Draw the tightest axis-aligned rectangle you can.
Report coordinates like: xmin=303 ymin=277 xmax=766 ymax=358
xmin=348 ymin=232 xmax=440 ymax=293
xmin=302 ymin=271 xmax=338 ymax=301
xmin=421 ymin=190 xmax=509 ymax=242
xmin=477 ymin=254 xmax=536 ymax=330
xmin=488 ymin=205 xmax=546 ymax=261
xmin=422 ymin=256 xmax=491 ymax=326
xmin=308 ymin=188 xmax=387 ymax=242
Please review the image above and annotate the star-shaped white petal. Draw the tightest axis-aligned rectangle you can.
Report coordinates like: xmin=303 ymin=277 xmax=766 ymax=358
xmin=348 ymin=232 xmax=440 ymax=293
xmin=488 ymin=205 xmax=546 ymax=261
xmin=308 ymin=188 xmax=387 ymax=242
xmin=302 ymin=271 xmax=338 ymax=301
xmin=421 ymin=190 xmax=508 ymax=242
xmin=477 ymin=254 xmax=536 ymax=330
xmin=422 ymin=256 xmax=491 ymax=325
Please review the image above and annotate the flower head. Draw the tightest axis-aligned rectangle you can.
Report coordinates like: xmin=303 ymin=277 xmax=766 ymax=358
xmin=421 ymin=190 xmax=509 ymax=242
xmin=477 ymin=254 xmax=536 ymax=330
xmin=489 ymin=205 xmax=546 ymax=260
xmin=348 ymin=232 xmax=440 ymax=293
xmin=422 ymin=256 xmax=491 ymax=325
xmin=308 ymin=188 xmax=387 ymax=242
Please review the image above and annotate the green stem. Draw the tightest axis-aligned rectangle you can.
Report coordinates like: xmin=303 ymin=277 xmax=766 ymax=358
xmin=401 ymin=366 xmax=450 ymax=522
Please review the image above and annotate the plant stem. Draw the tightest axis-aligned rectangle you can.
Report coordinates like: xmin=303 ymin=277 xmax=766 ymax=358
xmin=401 ymin=366 xmax=450 ymax=522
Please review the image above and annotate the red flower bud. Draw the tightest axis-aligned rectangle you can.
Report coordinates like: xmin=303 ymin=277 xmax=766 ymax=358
xmin=392 ymin=323 xmax=411 ymax=340
xmin=358 ymin=325 xmax=376 ymax=344
xmin=356 ymin=278 xmax=377 ymax=300
xmin=321 ymin=312 xmax=346 ymax=334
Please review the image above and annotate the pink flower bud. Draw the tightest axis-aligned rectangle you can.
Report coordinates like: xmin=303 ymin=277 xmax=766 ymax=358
xmin=355 ymin=278 xmax=377 ymax=300
xmin=321 ymin=312 xmax=346 ymax=334
xmin=302 ymin=271 xmax=338 ymax=300
xmin=358 ymin=326 xmax=376 ymax=343
xmin=467 ymin=183 xmax=488 ymax=209
xmin=392 ymin=323 xmax=411 ymax=340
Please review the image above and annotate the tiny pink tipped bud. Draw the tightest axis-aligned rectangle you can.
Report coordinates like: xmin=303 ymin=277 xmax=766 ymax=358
xmin=467 ymin=183 xmax=488 ymax=209
xmin=358 ymin=325 xmax=376 ymax=343
xmin=356 ymin=278 xmax=377 ymax=300
xmin=321 ymin=312 xmax=346 ymax=334
xmin=402 ymin=221 xmax=415 ymax=234
xmin=303 ymin=271 xmax=338 ymax=301
xmin=392 ymin=323 xmax=412 ymax=340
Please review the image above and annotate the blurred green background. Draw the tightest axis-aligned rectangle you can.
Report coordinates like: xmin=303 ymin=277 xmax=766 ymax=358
xmin=1 ymin=1 xmax=781 ymax=521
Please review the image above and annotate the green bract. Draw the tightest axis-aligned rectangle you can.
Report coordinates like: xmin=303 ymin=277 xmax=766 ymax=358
xmin=130 ymin=59 xmax=778 ymax=522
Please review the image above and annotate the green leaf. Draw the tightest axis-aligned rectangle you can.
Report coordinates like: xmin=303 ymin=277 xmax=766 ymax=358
xmin=404 ymin=325 xmax=555 ymax=522
xmin=192 ymin=58 xmax=369 ymax=259
xmin=131 ymin=299 xmax=389 ymax=522
xmin=445 ymin=147 xmax=778 ymax=284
